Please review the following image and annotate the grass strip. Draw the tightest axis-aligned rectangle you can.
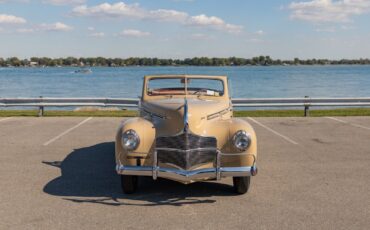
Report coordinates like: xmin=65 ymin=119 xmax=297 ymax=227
xmin=0 ymin=110 xmax=138 ymax=117
xmin=2 ymin=108 xmax=370 ymax=117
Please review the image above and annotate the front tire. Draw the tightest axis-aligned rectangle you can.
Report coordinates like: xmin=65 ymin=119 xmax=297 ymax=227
xmin=121 ymin=175 xmax=138 ymax=194
xmin=233 ymin=176 xmax=251 ymax=194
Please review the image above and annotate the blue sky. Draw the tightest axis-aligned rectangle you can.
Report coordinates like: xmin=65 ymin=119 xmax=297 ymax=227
xmin=1 ymin=0 xmax=370 ymax=59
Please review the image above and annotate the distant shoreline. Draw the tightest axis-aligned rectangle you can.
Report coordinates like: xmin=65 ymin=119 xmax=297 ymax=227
xmin=1 ymin=56 xmax=370 ymax=67
xmin=2 ymin=64 xmax=370 ymax=68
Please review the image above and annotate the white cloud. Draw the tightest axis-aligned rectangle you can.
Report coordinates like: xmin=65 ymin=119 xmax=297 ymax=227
xmin=87 ymin=26 xmax=105 ymax=37
xmin=16 ymin=28 xmax=35 ymax=33
xmin=148 ymin=9 xmax=188 ymax=22
xmin=254 ymin=30 xmax=265 ymax=35
xmin=89 ymin=32 xmax=105 ymax=37
xmin=315 ymin=26 xmax=336 ymax=32
xmin=38 ymin=22 xmax=73 ymax=31
xmin=43 ymin=0 xmax=85 ymax=5
xmin=72 ymin=2 xmax=243 ymax=33
xmin=188 ymin=14 xmax=224 ymax=26
xmin=72 ymin=2 xmax=145 ymax=18
xmin=288 ymin=0 xmax=370 ymax=23
xmin=190 ymin=33 xmax=214 ymax=40
xmin=246 ymin=38 xmax=263 ymax=43
xmin=0 ymin=14 xmax=26 ymax=24
xmin=15 ymin=22 xmax=73 ymax=33
xmin=340 ymin=25 xmax=355 ymax=30
xmin=2 ymin=0 xmax=76 ymax=4
xmin=119 ymin=29 xmax=150 ymax=37
xmin=187 ymin=14 xmax=243 ymax=33
xmin=0 ymin=0 xmax=29 ymax=3
xmin=72 ymin=2 xmax=189 ymax=22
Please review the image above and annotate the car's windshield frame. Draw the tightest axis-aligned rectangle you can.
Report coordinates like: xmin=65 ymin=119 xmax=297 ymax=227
xmin=146 ymin=77 xmax=225 ymax=97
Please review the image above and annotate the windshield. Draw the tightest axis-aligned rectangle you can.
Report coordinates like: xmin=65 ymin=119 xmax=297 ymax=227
xmin=147 ymin=78 xmax=224 ymax=97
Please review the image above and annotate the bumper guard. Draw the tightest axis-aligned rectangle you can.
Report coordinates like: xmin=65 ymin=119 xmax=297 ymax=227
xmin=116 ymin=150 xmax=257 ymax=183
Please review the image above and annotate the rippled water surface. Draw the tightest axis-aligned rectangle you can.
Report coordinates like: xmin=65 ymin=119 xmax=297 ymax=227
xmin=0 ymin=66 xmax=370 ymax=98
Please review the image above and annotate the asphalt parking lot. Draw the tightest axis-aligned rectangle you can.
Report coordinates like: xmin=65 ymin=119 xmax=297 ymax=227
xmin=0 ymin=116 xmax=369 ymax=230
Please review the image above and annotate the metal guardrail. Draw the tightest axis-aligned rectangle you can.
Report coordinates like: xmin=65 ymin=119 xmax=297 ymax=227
xmin=0 ymin=97 xmax=139 ymax=117
xmin=232 ymin=97 xmax=370 ymax=116
xmin=1 ymin=97 xmax=370 ymax=117
xmin=0 ymin=97 xmax=139 ymax=107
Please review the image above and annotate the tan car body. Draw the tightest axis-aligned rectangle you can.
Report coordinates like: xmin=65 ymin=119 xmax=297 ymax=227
xmin=115 ymin=75 xmax=257 ymax=184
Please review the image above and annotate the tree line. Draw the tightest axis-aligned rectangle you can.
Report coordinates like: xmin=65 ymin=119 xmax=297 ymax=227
xmin=1 ymin=56 xmax=370 ymax=67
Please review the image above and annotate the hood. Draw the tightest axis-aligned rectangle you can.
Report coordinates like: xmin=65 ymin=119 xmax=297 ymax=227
xmin=142 ymin=98 xmax=230 ymax=136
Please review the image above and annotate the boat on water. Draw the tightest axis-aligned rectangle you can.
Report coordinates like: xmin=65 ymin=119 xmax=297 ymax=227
xmin=74 ymin=68 xmax=92 ymax=74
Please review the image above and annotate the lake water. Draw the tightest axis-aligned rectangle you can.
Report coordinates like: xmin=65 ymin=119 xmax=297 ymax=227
xmin=0 ymin=66 xmax=370 ymax=98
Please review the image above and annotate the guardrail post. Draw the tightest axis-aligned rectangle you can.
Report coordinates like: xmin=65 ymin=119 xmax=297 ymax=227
xmin=304 ymin=96 xmax=310 ymax=117
xmin=38 ymin=96 xmax=44 ymax=117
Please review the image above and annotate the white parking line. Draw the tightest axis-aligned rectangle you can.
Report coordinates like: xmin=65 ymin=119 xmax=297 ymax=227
xmin=326 ymin=117 xmax=370 ymax=131
xmin=0 ymin=117 xmax=12 ymax=123
xmin=43 ymin=117 xmax=93 ymax=146
xmin=326 ymin=117 xmax=347 ymax=124
xmin=247 ymin=117 xmax=299 ymax=145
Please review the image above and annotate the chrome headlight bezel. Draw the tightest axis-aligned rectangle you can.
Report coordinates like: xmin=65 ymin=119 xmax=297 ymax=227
xmin=121 ymin=129 xmax=140 ymax=151
xmin=232 ymin=130 xmax=251 ymax=151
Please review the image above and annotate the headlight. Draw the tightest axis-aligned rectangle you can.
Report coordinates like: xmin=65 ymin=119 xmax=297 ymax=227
xmin=121 ymin=130 xmax=140 ymax=151
xmin=232 ymin=130 xmax=251 ymax=151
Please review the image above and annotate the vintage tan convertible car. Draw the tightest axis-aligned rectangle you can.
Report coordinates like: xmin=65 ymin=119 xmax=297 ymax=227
xmin=115 ymin=75 xmax=257 ymax=194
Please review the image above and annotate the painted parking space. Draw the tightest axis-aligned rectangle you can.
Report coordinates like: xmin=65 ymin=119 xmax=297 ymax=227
xmin=0 ymin=117 xmax=369 ymax=230
xmin=40 ymin=117 xmax=124 ymax=149
xmin=247 ymin=117 xmax=299 ymax=145
xmin=43 ymin=117 xmax=93 ymax=146
xmin=0 ymin=118 xmax=97 ymax=147
xmin=250 ymin=117 xmax=370 ymax=146
xmin=326 ymin=116 xmax=370 ymax=131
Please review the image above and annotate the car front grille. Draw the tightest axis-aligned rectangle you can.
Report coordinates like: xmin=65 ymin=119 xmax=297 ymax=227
xmin=156 ymin=132 xmax=218 ymax=170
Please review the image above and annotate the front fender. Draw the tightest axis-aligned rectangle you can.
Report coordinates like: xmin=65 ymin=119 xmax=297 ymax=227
xmin=195 ymin=117 xmax=257 ymax=167
xmin=115 ymin=118 xmax=155 ymax=166
xmin=223 ymin=118 xmax=257 ymax=167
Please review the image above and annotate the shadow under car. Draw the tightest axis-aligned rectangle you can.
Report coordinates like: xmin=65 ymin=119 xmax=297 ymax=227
xmin=43 ymin=142 xmax=237 ymax=206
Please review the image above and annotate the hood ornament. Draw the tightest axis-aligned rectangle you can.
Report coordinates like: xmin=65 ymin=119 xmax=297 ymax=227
xmin=183 ymin=98 xmax=189 ymax=133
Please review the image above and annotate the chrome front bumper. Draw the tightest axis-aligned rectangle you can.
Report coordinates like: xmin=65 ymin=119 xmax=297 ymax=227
xmin=116 ymin=151 xmax=257 ymax=183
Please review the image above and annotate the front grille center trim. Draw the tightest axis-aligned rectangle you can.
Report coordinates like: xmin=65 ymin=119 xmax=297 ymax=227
xmin=155 ymin=132 xmax=218 ymax=170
